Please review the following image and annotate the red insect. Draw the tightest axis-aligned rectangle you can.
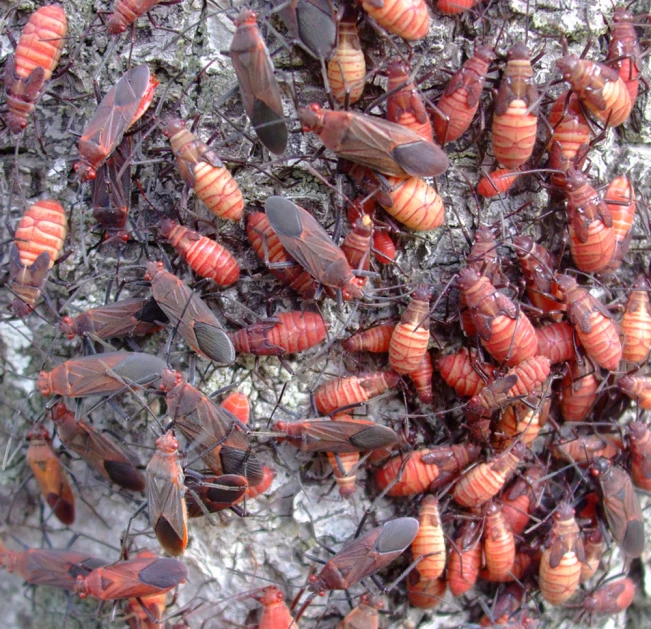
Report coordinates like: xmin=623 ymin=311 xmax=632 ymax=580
xmin=341 ymin=215 xmax=373 ymax=277
xmin=606 ymin=8 xmax=641 ymax=105
xmin=107 ymin=0 xmax=166 ymax=34
xmin=230 ymin=10 xmax=287 ymax=154
xmin=628 ymin=421 xmax=651 ymax=491
xmin=458 ymin=268 xmax=538 ymax=366
xmin=535 ymin=321 xmax=575 ymax=364
xmin=184 ymin=471 xmax=248 ymax=518
xmin=553 ymin=434 xmax=622 ymax=466
xmin=559 ymin=357 xmax=600 ymax=422
xmin=145 ymin=260 xmax=235 ymax=364
xmin=476 ymin=168 xmax=520 ymax=197
xmin=36 ymin=351 xmax=167 ymax=397
xmin=407 ymin=573 xmax=446 ymax=609
xmin=618 ymin=375 xmax=651 ymax=409
xmin=274 ymin=418 xmax=398 ymax=453
xmin=493 ymin=394 xmax=547 ymax=448
xmin=409 ymin=351 xmax=434 ymax=404
xmin=555 ymin=275 xmax=622 ymax=371
xmin=380 ymin=176 xmax=445 ymax=231
xmin=411 ymin=496 xmax=446 ymax=580
xmin=500 ymin=466 xmax=544 ymax=535
xmin=358 ymin=0 xmax=429 ymax=40
xmin=547 ymin=91 xmax=591 ymax=166
xmin=326 ymin=422 xmax=361 ymax=497
xmin=482 ymin=501 xmax=515 ymax=581
xmin=253 ymin=586 xmax=297 ymax=629
xmin=160 ymin=219 xmax=240 ymax=287
xmin=265 ymin=197 xmax=365 ymax=299
xmin=26 ymin=425 xmax=75 ymax=525
xmin=539 ymin=503 xmax=584 ymax=606
xmin=4 ymin=4 xmax=67 ymax=133
xmin=342 ymin=322 xmax=396 ymax=353
xmin=9 ymin=200 xmax=68 ymax=317
xmin=124 ymin=550 xmax=169 ymax=629
xmin=621 ymin=276 xmax=651 ymax=363
xmin=386 ymin=59 xmax=433 ymax=141
xmin=220 ymin=391 xmax=250 ymax=424
xmin=453 ymin=442 xmax=526 ymax=508
xmin=433 ymin=45 xmax=495 ymax=145
xmin=75 ymin=65 xmax=158 ymax=181
xmin=230 ymin=311 xmax=327 ymax=355
xmin=59 ymin=298 xmax=165 ymax=340
xmin=491 ymin=42 xmax=539 ymax=169
xmin=338 ymin=593 xmax=382 ymax=628
xmin=314 ymin=371 xmax=400 ymax=416
xmin=372 ymin=230 xmax=396 ymax=264
xmin=591 ymin=457 xmax=645 ymax=558
xmin=389 ymin=287 xmax=430 ymax=375
xmin=582 ymin=578 xmax=635 ymax=616
xmin=447 ymin=519 xmax=481 ymax=596
xmin=605 ymin=174 xmax=636 ymax=268
xmin=327 ymin=3 xmax=365 ymax=104
xmin=580 ymin=529 xmax=603 ymax=582
xmin=556 ymin=54 xmax=631 ymax=127
xmin=298 ymin=104 xmax=448 ymax=177
xmin=146 ymin=431 xmax=188 ymax=556
xmin=74 ymin=555 xmax=188 ymax=600
xmin=436 ymin=348 xmax=495 ymax=398
xmin=164 ymin=118 xmax=244 ymax=221
xmin=51 ymin=402 xmax=145 ymax=492
xmin=245 ymin=465 xmax=276 ymax=499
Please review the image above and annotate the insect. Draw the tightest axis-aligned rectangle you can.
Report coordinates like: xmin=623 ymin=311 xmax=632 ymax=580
xmin=74 ymin=555 xmax=188 ymax=600
xmin=556 ymin=54 xmax=631 ymax=127
xmin=492 ymin=42 xmax=539 ymax=169
xmin=164 ymin=118 xmax=244 ymax=221
xmin=476 ymin=168 xmax=520 ymax=197
xmin=618 ymin=375 xmax=651 ymax=409
xmin=265 ymin=196 xmax=365 ymax=299
xmin=412 ymin=496 xmax=446 ymax=580
xmin=547 ymin=91 xmax=591 ymax=165
xmin=9 ymin=200 xmax=68 ymax=317
xmin=433 ymin=44 xmax=495 ymax=145
xmin=604 ymin=174 xmax=636 ymax=268
xmin=606 ymin=8 xmax=641 ymax=105
xmin=59 ymin=298 xmax=165 ymax=340
xmin=75 ymin=64 xmax=158 ymax=181
xmin=245 ymin=465 xmax=276 ymax=499
xmin=160 ymin=369 xmax=263 ymax=485
xmin=327 ymin=3 xmax=365 ymax=104
xmin=26 ymin=425 xmax=75 ymax=525
xmin=535 ymin=321 xmax=575 ymax=364
xmin=580 ymin=529 xmax=603 ymax=582
xmin=314 ymin=371 xmax=400 ymax=416
xmin=273 ymin=418 xmax=398 ymax=453
xmin=4 ymin=4 xmax=67 ymax=133
xmin=447 ymin=519 xmax=481 ymax=596
xmin=253 ymin=586 xmax=297 ymax=629
xmin=493 ymin=393 xmax=547 ymax=447
xmin=591 ymin=457 xmax=645 ymax=558
xmin=326 ymin=418 xmax=362 ymax=497
xmin=499 ymin=466 xmax=544 ymax=535
xmin=341 ymin=215 xmax=373 ymax=279
xmin=372 ymin=230 xmax=396 ymax=264
xmin=539 ymin=503 xmax=584 ymax=606
xmin=386 ymin=59 xmax=433 ymax=141
xmin=377 ymin=176 xmax=445 ymax=231
xmin=358 ymin=0 xmax=429 ymax=40
xmin=107 ymin=0 xmax=166 ymax=34
xmin=342 ymin=323 xmax=396 ymax=353
xmin=559 ymin=357 xmax=600 ymax=422
xmin=621 ymin=276 xmax=651 ymax=363
xmin=437 ymin=0 xmax=479 ymax=14
xmin=36 ymin=351 xmax=167 ymax=397
xmin=145 ymin=260 xmax=235 ymax=364
xmin=338 ymin=593 xmax=382 ymax=628
xmin=271 ymin=0 xmax=336 ymax=59
xmin=219 ymin=391 xmax=250 ymax=424
xmin=409 ymin=351 xmax=434 ymax=403
xmin=146 ymin=431 xmax=188 ymax=556
xmin=582 ymin=578 xmax=635 ymax=616
xmin=407 ymin=572 xmax=446 ymax=609
xmin=553 ymin=434 xmax=622 ymax=466
xmin=184 ymin=471 xmax=248 ymax=518
xmin=482 ymin=501 xmax=516 ymax=581
xmin=50 ymin=402 xmax=145 ymax=492
xmin=307 ymin=518 xmax=419 ymax=595
xmin=229 ymin=311 xmax=327 ymax=355
xmin=554 ymin=275 xmax=622 ymax=371
xmin=436 ymin=348 xmax=495 ymax=398
xmin=458 ymin=268 xmax=538 ymax=366
xmin=389 ymin=287 xmax=431 ymax=375
xmin=124 ymin=550 xmax=169 ymax=628
xmin=453 ymin=442 xmax=526 ymax=508
xmin=627 ymin=421 xmax=651 ymax=491
xmin=160 ymin=219 xmax=240 ymax=287
xmin=298 ymin=104 xmax=449 ymax=178
xmin=230 ymin=9 xmax=288 ymax=155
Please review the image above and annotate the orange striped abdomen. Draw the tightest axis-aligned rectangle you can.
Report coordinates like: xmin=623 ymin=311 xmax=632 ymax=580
xmin=484 ymin=313 xmax=538 ymax=366
xmin=492 ymin=101 xmax=537 ymax=168
xmin=576 ymin=312 xmax=622 ymax=371
xmin=454 ymin=464 xmax=509 ymax=507
xmin=342 ymin=323 xmax=395 ymax=352
xmin=327 ymin=450 xmax=359 ymax=497
xmin=360 ymin=0 xmax=429 ymax=40
xmin=15 ymin=200 xmax=67 ymax=268
xmin=433 ymin=87 xmax=478 ymax=145
xmin=539 ymin=549 xmax=581 ymax=605
xmin=327 ymin=22 xmax=365 ymax=104
xmin=568 ymin=221 xmax=616 ymax=273
xmin=266 ymin=311 xmax=327 ymax=354
xmin=220 ymin=392 xmax=250 ymax=424
xmin=375 ymin=450 xmax=439 ymax=496
xmin=193 ymin=162 xmax=243 ymax=221
xmin=381 ymin=177 xmax=444 ymax=231
xmin=314 ymin=377 xmax=368 ymax=415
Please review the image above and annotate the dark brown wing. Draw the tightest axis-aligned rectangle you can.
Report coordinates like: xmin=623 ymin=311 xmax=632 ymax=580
xmin=286 ymin=419 xmax=398 ymax=452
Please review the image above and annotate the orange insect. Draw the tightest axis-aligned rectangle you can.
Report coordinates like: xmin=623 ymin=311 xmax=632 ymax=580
xmin=607 ymin=8 xmax=641 ymax=104
xmin=482 ymin=501 xmax=515 ymax=581
xmin=535 ymin=321 xmax=575 ymax=364
xmin=555 ymin=275 xmax=622 ymax=371
xmin=628 ymin=421 xmax=651 ymax=491
xmin=539 ymin=503 xmax=584 ymax=605
xmin=314 ymin=371 xmax=399 ymax=416
xmin=493 ymin=395 xmax=547 ymax=448
xmin=453 ymin=442 xmax=526 ymax=508
xmin=341 ymin=215 xmax=373 ymax=275
xmin=458 ymin=268 xmax=538 ymax=366
xmin=476 ymin=168 xmax=520 ymax=197
xmin=409 ymin=351 xmax=434 ymax=404
xmin=26 ymin=425 xmax=75 ymax=525
xmin=9 ymin=200 xmax=67 ymax=317
xmin=553 ymin=434 xmax=622 ymax=466
xmin=564 ymin=169 xmax=616 ymax=273
xmin=245 ymin=465 xmax=276 ymax=499
xmin=621 ymin=276 xmax=651 ymax=364
xmin=447 ymin=519 xmax=481 ymax=596
xmin=499 ymin=466 xmax=544 ymax=535
xmin=327 ymin=3 xmax=365 ymax=104
xmin=411 ymin=496 xmax=446 ymax=580
xmin=5 ymin=4 xmax=67 ymax=133
xmin=433 ymin=45 xmax=495 ymax=145
xmin=580 ymin=529 xmax=603 ymax=582
xmin=556 ymin=54 xmax=632 ymax=127
xmin=107 ymin=0 xmax=165 ymax=34
xmin=618 ymin=375 xmax=651 ymax=409
xmin=491 ymin=42 xmax=539 ymax=169
xmin=358 ymin=0 xmax=429 ymax=40
xmin=298 ymin=104 xmax=448 ymax=177
xmin=146 ymin=431 xmax=188 ymax=556
xmin=547 ymin=91 xmax=591 ymax=164
xmin=386 ymin=59 xmax=433 ymax=141
xmin=372 ymin=230 xmax=396 ymax=264
xmin=184 ymin=472 xmax=248 ymax=518
xmin=437 ymin=0 xmax=479 ymax=14
xmin=389 ymin=287 xmax=430 ymax=375
xmin=327 ymin=450 xmax=360 ymax=497
xmin=436 ymin=348 xmax=495 ymax=398
xmin=164 ymin=118 xmax=244 ymax=221
xmin=230 ymin=10 xmax=287 ymax=154
xmin=342 ymin=322 xmax=396 ymax=353
xmin=559 ymin=358 xmax=600 ymax=422
xmin=220 ymin=391 xmax=250 ymax=424
xmin=605 ymin=174 xmax=636 ymax=268
xmin=379 ymin=176 xmax=445 ymax=231
xmin=230 ymin=311 xmax=327 ymax=356
xmin=582 ymin=578 xmax=635 ymax=616
xmin=124 ymin=550 xmax=168 ymax=629
xmin=247 ymin=211 xmax=320 ymax=299
xmin=253 ymin=586 xmax=297 ymax=629
xmin=407 ymin=573 xmax=446 ymax=609
xmin=161 ymin=219 xmax=240 ymax=287
xmin=339 ymin=593 xmax=382 ymax=628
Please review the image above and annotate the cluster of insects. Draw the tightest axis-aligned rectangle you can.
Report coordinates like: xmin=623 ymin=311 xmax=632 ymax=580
xmin=1 ymin=0 xmax=651 ymax=626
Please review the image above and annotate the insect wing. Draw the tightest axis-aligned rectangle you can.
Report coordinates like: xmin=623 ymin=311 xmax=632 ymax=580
xmin=293 ymin=420 xmax=398 ymax=452
xmin=185 ymin=473 xmax=248 ymax=517
xmin=13 ymin=550 xmax=107 ymax=589
xmin=92 ymin=135 xmax=131 ymax=233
